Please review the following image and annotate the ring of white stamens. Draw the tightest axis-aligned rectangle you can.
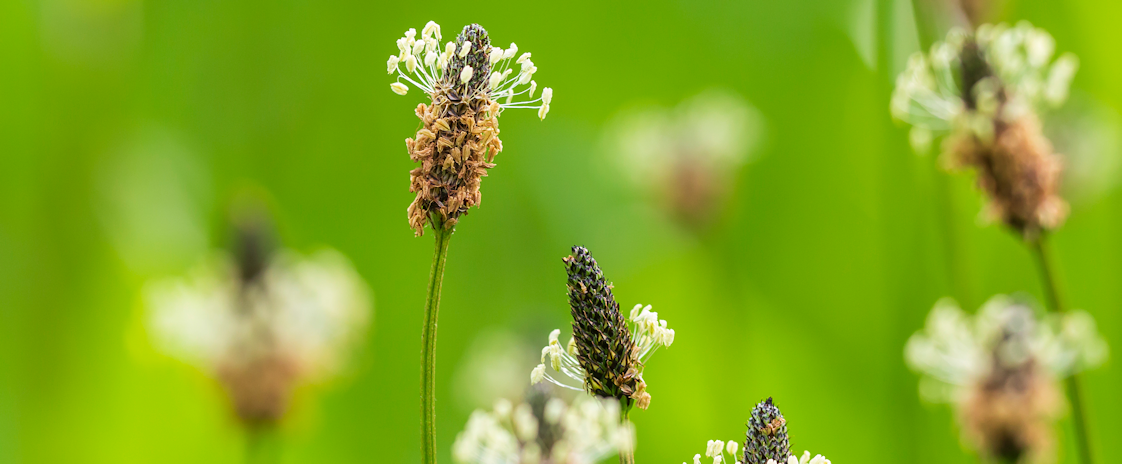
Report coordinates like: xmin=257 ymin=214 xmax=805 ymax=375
xmin=531 ymin=303 xmax=674 ymax=400
xmin=387 ymin=21 xmax=553 ymax=119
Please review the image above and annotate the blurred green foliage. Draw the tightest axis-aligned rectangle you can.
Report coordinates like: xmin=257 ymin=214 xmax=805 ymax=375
xmin=1 ymin=0 xmax=1121 ymax=463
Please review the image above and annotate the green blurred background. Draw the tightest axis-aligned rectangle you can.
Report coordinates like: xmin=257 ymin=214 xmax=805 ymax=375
xmin=2 ymin=0 xmax=1121 ymax=462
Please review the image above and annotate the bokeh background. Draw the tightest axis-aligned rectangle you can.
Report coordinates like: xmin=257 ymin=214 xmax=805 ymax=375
xmin=2 ymin=0 xmax=1121 ymax=462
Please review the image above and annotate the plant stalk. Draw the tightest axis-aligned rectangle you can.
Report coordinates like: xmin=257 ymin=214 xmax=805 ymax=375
xmin=1032 ymin=238 xmax=1093 ymax=464
xmin=421 ymin=220 xmax=454 ymax=464
xmin=619 ymin=408 xmax=635 ymax=464
xmin=246 ymin=426 xmax=279 ymax=464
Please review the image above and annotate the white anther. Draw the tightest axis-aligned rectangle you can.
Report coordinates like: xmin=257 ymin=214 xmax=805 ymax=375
xmin=390 ymin=82 xmax=408 ymax=95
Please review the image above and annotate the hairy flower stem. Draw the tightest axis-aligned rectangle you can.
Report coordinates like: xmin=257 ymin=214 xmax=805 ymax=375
xmin=1032 ymin=238 xmax=1093 ymax=464
xmin=421 ymin=218 xmax=454 ymax=464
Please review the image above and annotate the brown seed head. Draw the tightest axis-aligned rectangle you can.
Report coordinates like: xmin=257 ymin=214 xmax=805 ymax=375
xmin=405 ymin=24 xmax=504 ymax=236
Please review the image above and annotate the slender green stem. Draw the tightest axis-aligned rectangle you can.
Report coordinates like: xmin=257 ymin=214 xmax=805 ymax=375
xmin=421 ymin=220 xmax=453 ymax=464
xmin=1031 ymin=238 xmax=1094 ymax=464
xmin=246 ymin=426 xmax=279 ymax=464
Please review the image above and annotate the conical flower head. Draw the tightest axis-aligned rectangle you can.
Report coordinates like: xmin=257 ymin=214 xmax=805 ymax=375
xmin=564 ymin=246 xmax=644 ymax=411
xmin=443 ymin=24 xmax=491 ymax=96
xmin=744 ymin=397 xmax=790 ymax=464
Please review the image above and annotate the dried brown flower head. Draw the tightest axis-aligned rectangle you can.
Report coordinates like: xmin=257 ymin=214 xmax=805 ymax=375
xmin=949 ymin=112 xmax=1068 ymax=238
xmin=405 ymin=25 xmax=502 ymax=235
xmin=389 ymin=22 xmax=553 ymax=236
xmin=943 ymin=37 xmax=1068 ymax=239
xmin=892 ymin=23 xmax=1079 ymax=240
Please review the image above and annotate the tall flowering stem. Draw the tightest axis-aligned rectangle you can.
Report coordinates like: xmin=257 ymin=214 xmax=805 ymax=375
xmin=1033 ymin=238 xmax=1093 ymax=464
xmin=387 ymin=21 xmax=552 ymax=463
xmin=421 ymin=217 xmax=453 ymax=464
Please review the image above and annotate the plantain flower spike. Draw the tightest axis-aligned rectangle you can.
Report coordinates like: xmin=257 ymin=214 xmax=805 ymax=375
xmin=685 ymin=398 xmax=830 ymax=464
xmin=530 ymin=246 xmax=675 ymax=412
xmin=905 ymin=296 xmax=1108 ymax=463
xmin=145 ymin=199 xmax=371 ymax=428
xmin=388 ymin=21 xmax=553 ymax=236
xmin=685 ymin=439 xmax=829 ymax=464
xmin=743 ymin=397 xmax=791 ymax=464
xmin=891 ymin=22 xmax=1078 ymax=240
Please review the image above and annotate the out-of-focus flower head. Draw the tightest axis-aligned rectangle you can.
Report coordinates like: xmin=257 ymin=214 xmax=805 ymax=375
xmin=605 ymin=90 xmax=762 ymax=231
xmin=388 ymin=21 xmax=553 ymax=236
xmin=905 ymin=296 xmax=1107 ymax=462
xmin=891 ymin=22 xmax=1078 ymax=239
xmin=452 ymin=389 xmax=634 ymax=464
xmin=530 ymin=247 xmax=674 ymax=412
xmin=145 ymin=200 xmax=371 ymax=427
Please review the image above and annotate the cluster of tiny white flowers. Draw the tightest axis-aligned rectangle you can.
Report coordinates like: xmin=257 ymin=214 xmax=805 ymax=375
xmin=452 ymin=396 xmax=634 ymax=464
xmin=530 ymin=304 xmax=674 ymax=391
xmin=685 ymin=443 xmax=829 ymax=464
xmin=905 ymin=295 xmax=1108 ymax=403
xmin=145 ymin=249 xmax=371 ymax=382
xmin=387 ymin=21 xmax=553 ymax=119
xmin=890 ymin=21 xmax=1078 ymax=153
